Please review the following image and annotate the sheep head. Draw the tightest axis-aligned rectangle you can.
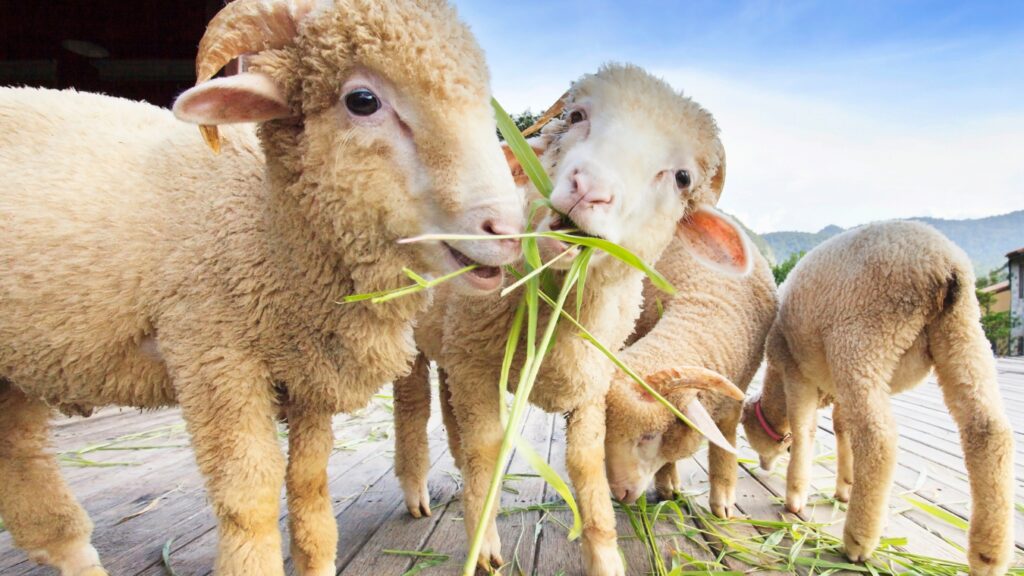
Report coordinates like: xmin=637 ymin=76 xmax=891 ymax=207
xmin=505 ymin=64 xmax=730 ymax=273
xmin=605 ymin=366 xmax=744 ymax=504
xmin=740 ymin=366 xmax=792 ymax=472
xmin=173 ymin=0 xmax=523 ymax=294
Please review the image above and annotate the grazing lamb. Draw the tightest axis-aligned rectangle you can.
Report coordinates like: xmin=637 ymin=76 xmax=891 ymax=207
xmin=0 ymin=1 xmax=523 ymax=575
xmin=603 ymin=236 xmax=777 ymax=518
xmin=740 ymin=221 xmax=1014 ymax=575
xmin=394 ymin=64 xmax=751 ymax=575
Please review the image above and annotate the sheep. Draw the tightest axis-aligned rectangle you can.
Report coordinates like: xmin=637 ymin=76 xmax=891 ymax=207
xmin=0 ymin=1 xmax=524 ymax=575
xmin=393 ymin=64 xmax=751 ymax=576
xmin=603 ymin=233 xmax=777 ymax=518
xmin=739 ymin=221 xmax=1015 ymax=575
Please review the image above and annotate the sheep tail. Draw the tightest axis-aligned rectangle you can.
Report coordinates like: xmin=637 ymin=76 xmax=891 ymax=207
xmin=937 ymin=269 xmax=962 ymax=314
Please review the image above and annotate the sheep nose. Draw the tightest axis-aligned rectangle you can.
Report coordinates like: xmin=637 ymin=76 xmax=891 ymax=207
xmin=481 ymin=219 xmax=520 ymax=237
xmin=480 ymin=218 xmax=522 ymax=255
xmin=570 ymin=169 xmax=612 ymax=208
xmin=612 ymin=486 xmax=635 ymax=503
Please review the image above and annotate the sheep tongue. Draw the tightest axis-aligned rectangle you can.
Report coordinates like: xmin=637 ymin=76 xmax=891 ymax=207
xmin=683 ymin=398 xmax=737 ymax=454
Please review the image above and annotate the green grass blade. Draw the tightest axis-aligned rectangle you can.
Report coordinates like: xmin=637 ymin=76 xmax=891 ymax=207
xmin=515 ymin=437 xmax=582 ymax=540
xmin=541 ymin=232 xmax=675 ymax=295
xmin=902 ymin=496 xmax=968 ymax=530
xmin=575 ymin=247 xmax=593 ymax=318
xmin=500 ymin=246 xmax=575 ymax=297
xmin=493 ymin=97 xmax=553 ymax=198
xmin=498 ymin=301 xmax=526 ymax=426
xmin=162 ymin=538 xmax=179 ymax=576
xmin=462 ymin=253 xmax=583 ymax=576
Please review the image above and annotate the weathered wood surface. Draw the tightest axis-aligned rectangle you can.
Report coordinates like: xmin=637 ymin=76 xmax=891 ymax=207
xmin=2 ymin=359 xmax=1023 ymax=575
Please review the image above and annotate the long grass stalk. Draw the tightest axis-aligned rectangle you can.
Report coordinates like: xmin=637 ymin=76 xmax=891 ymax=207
xmin=461 ymin=251 xmax=585 ymax=576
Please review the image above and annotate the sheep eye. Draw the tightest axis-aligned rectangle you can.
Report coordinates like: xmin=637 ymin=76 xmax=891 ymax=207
xmin=568 ymin=109 xmax=586 ymax=124
xmin=675 ymin=170 xmax=692 ymax=189
xmin=640 ymin=433 xmax=657 ymax=443
xmin=345 ymin=89 xmax=381 ymax=116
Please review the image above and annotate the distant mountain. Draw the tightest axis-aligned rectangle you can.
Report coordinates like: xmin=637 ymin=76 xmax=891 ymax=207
xmin=760 ymin=210 xmax=1024 ymax=275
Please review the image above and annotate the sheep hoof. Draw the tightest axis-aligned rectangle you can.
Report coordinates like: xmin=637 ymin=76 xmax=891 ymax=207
xmin=785 ymin=492 xmax=806 ymax=514
xmin=402 ymin=480 xmax=432 ymax=519
xmin=475 ymin=528 xmax=503 ymax=572
xmin=968 ymin=549 xmax=1010 ymax=576
xmin=843 ymin=528 xmax=878 ymax=563
xmin=655 ymin=484 xmax=677 ymax=501
xmin=711 ymin=502 xmax=733 ymax=519
xmin=582 ymin=539 xmax=624 ymax=576
xmin=834 ymin=487 xmax=851 ymax=503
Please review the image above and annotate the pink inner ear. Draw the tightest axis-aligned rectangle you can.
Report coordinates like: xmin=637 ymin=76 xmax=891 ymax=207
xmin=173 ymin=73 xmax=291 ymax=125
xmin=187 ymin=88 xmax=286 ymax=123
xmin=678 ymin=208 xmax=750 ymax=273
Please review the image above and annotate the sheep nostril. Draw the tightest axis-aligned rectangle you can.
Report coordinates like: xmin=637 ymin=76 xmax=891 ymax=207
xmin=481 ymin=219 xmax=521 ymax=237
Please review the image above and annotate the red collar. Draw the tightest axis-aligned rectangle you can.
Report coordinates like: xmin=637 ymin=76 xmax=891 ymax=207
xmin=755 ymin=398 xmax=790 ymax=443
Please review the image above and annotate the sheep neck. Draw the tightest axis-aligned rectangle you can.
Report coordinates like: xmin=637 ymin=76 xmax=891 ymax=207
xmin=757 ymin=368 xmax=791 ymax=437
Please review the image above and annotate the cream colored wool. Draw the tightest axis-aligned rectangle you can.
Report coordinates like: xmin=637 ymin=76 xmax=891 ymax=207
xmin=393 ymin=64 xmax=742 ymax=576
xmin=740 ymin=221 xmax=1015 ymax=575
xmin=603 ymin=238 xmax=777 ymax=518
xmin=0 ymin=1 xmax=522 ymax=575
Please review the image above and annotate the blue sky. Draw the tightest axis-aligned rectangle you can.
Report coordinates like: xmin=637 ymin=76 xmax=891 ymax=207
xmin=452 ymin=1 xmax=1024 ymax=233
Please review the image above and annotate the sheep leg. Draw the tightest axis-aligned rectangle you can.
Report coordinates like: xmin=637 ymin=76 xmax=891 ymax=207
xmin=784 ymin=378 xmax=819 ymax=514
xmin=285 ymin=408 xmax=337 ymax=576
xmin=0 ymin=383 xmax=107 ymax=576
xmin=928 ymin=310 xmax=1014 ymax=576
xmin=837 ymin=383 xmax=896 ymax=563
xmin=393 ymin=353 xmax=433 ymax=518
xmin=175 ymin=353 xmax=286 ymax=576
xmin=438 ymin=368 xmax=464 ymax=470
xmin=567 ymin=395 xmax=625 ymax=576
xmin=708 ymin=403 xmax=741 ymax=518
xmin=654 ymin=462 xmax=679 ymax=501
xmin=832 ymin=402 xmax=854 ymax=503
xmin=448 ymin=374 xmax=504 ymax=570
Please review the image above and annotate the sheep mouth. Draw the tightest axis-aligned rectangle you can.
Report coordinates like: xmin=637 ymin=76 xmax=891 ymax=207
xmin=549 ymin=212 xmax=603 ymax=241
xmin=443 ymin=242 xmax=503 ymax=291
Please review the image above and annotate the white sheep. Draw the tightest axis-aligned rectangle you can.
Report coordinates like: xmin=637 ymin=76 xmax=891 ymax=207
xmin=603 ymin=234 xmax=777 ymax=518
xmin=740 ymin=221 xmax=1015 ymax=575
xmin=393 ymin=64 xmax=751 ymax=576
xmin=0 ymin=1 xmax=523 ymax=575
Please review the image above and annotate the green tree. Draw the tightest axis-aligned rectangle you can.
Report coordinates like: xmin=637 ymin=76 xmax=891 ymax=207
xmin=977 ymin=286 xmax=1013 ymax=355
xmin=975 ymin=265 xmax=1012 ymax=354
xmin=771 ymin=251 xmax=805 ymax=286
xmin=497 ymin=110 xmax=541 ymax=141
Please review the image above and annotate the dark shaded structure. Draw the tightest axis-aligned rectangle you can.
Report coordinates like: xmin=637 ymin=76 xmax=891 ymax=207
xmin=0 ymin=1 xmax=225 ymax=108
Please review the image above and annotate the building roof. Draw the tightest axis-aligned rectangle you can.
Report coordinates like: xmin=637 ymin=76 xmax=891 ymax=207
xmin=981 ymin=280 xmax=1010 ymax=294
xmin=1007 ymin=247 xmax=1024 ymax=258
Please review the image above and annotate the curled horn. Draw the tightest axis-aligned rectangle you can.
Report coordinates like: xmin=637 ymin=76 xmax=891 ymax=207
xmin=521 ymin=91 xmax=569 ymax=137
xmin=194 ymin=0 xmax=317 ymax=152
xmin=646 ymin=366 xmax=744 ymax=401
xmin=608 ymin=365 xmax=744 ymax=425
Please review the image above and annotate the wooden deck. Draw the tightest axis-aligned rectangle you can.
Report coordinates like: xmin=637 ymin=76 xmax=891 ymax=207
xmin=2 ymin=358 xmax=1023 ymax=575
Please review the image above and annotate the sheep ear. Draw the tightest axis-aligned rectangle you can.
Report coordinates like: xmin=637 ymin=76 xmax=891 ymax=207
xmin=173 ymin=72 xmax=292 ymax=125
xmin=501 ymin=137 xmax=548 ymax=187
xmin=677 ymin=205 xmax=751 ymax=276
